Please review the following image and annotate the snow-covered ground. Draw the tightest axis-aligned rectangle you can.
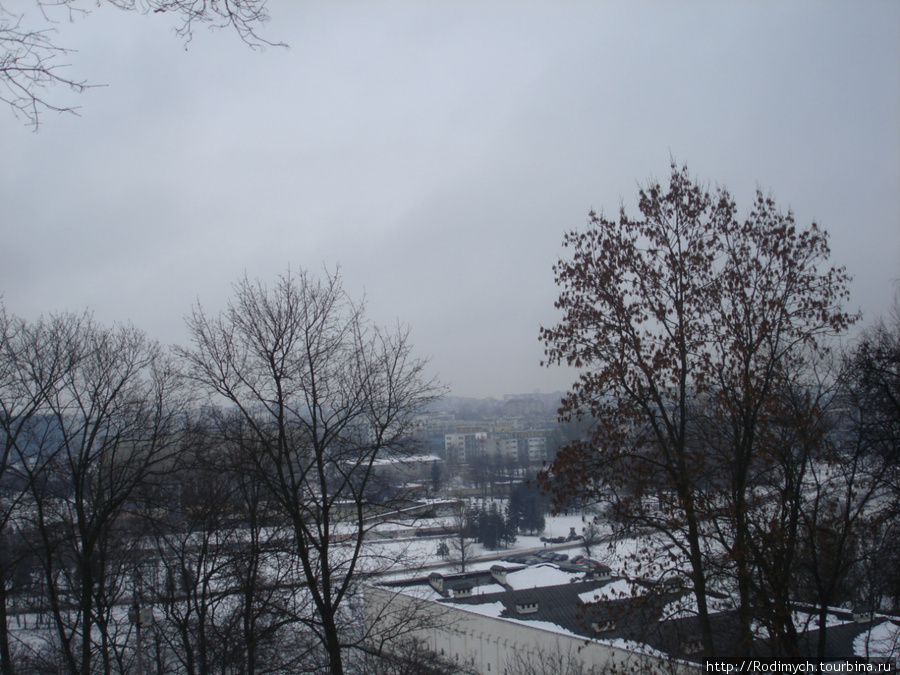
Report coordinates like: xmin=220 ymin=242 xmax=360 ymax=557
xmin=366 ymin=507 xmax=612 ymax=576
xmin=377 ymin=506 xmax=900 ymax=667
xmin=854 ymin=620 xmax=900 ymax=663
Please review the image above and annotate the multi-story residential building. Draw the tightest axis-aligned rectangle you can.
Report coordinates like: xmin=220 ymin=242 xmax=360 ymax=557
xmin=444 ymin=429 xmax=553 ymax=466
xmin=444 ymin=431 xmax=489 ymax=464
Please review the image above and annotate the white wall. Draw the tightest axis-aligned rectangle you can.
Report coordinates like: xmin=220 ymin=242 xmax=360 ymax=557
xmin=365 ymin=585 xmax=700 ymax=674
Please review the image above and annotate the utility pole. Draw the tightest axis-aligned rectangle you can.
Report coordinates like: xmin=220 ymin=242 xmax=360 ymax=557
xmin=128 ymin=604 xmax=153 ymax=675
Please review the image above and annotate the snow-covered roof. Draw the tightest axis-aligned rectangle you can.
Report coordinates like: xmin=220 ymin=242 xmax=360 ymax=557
xmin=375 ymin=562 xmax=900 ymax=667
xmin=370 ymin=454 xmax=442 ymax=466
xmin=504 ymin=563 xmax=578 ymax=590
xmin=853 ymin=619 xmax=900 ymax=661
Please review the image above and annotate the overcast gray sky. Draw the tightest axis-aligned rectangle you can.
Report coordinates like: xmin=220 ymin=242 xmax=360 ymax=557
xmin=2 ymin=1 xmax=899 ymax=399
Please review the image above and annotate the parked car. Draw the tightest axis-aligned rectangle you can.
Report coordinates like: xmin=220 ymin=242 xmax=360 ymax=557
xmin=570 ymin=555 xmax=586 ymax=565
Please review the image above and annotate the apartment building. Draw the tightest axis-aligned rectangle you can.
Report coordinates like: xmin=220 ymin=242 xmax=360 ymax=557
xmin=444 ymin=429 xmax=553 ymax=466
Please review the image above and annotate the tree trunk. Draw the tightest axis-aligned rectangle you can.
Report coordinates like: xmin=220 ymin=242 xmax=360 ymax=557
xmin=323 ymin=613 xmax=344 ymax=675
xmin=0 ymin=570 xmax=13 ymax=675
xmin=80 ymin=564 xmax=93 ymax=675
xmin=683 ymin=494 xmax=716 ymax=659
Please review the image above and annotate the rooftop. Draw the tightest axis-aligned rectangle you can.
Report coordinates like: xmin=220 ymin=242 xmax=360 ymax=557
xmin=377 ymin=563 xmax=900 ymax=664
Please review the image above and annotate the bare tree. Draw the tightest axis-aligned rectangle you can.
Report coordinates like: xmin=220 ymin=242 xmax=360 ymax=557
xmin=502 ymin=642 xmax=677 ymax=675
xmin=504 ymin=643 xmax=594 ymax=675
xmin=0 ymin=306 xmax=86 ymax=675
xmin=16 ymin=315 xmax=188 ymax=675
xmin=355 ymin=637 xmax=477 ymax=675
xmin=797 ymin=416 xmax=887 ymax=662
xmin=581 ymin=520 xmax=600 ymax=561
xmin=1 ymin=0 xmax=283 ymax=128
xmin=798 ymin=290 xmax=900 ymax=649
xmin=145 ymin=419 xmax=307 ymax=675
xmin=843 ymin=290 xmax=900 ymax=505
xmin=445 ymin=502 xmax=475 ymax=573
xmin=179 ymin=268 xmax=443 ymax=675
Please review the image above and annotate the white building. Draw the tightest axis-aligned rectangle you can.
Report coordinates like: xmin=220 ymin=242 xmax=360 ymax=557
xmin=366 ymin=563 xmax=900 ymax=674
xmin=366 ymin=563 xmax=700 ymax=674
xmin=444 ymin=430 xmax=551 ymax=465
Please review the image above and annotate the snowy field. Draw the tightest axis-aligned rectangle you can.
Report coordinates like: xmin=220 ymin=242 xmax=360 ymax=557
xmin=9 ymin=502 xmax=899 ymax=667
xmin=365 ymin=507 xmax=614 ymax=577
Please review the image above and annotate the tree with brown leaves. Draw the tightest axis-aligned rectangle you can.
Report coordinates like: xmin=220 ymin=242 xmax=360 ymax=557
xmin=540 ymin=163 xmax=854 ymax=658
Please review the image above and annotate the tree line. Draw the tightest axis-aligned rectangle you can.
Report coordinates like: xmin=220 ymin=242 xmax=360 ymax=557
xmin=540 ymin=163 xmax=900 ymax=661
xmin=0 ymin=269 xmax=442 ymax=675
xmin=2 ymin=164 xmax=896 ymax=671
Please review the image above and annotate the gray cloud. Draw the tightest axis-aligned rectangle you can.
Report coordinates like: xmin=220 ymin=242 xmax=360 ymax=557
xmin=2 ymin=1 xmax=898 ymax=398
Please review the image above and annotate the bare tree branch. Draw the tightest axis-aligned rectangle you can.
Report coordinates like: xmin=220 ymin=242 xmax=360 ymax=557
xmin=0 ymin=0 xmax=284 ymax=128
